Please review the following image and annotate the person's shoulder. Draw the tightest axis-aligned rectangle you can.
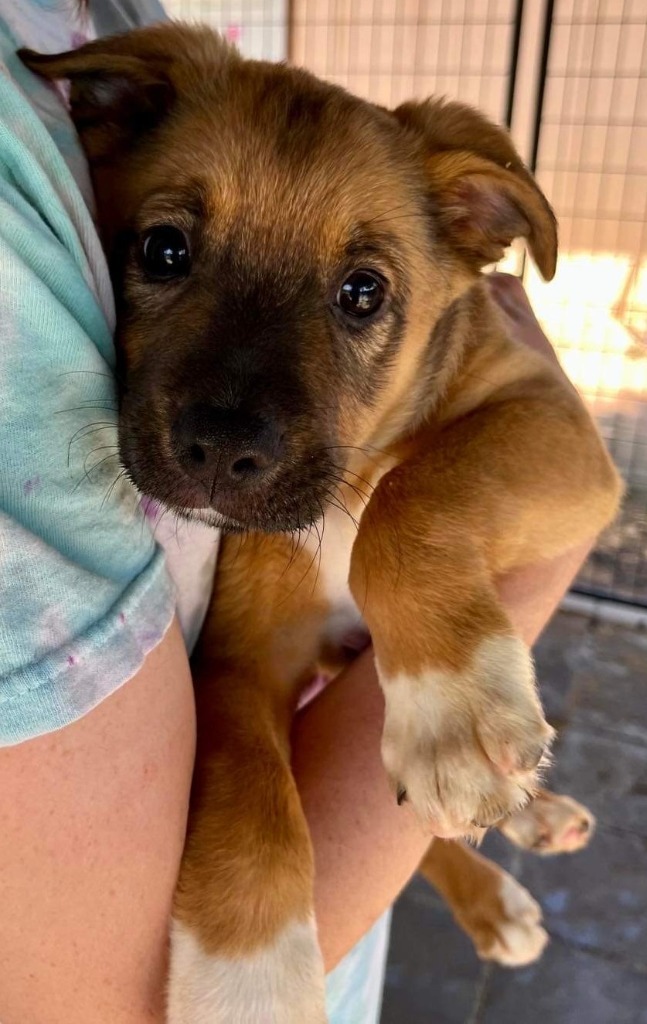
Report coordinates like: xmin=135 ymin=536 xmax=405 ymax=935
xmin=0 ymin=1 xmax=176 ymax=747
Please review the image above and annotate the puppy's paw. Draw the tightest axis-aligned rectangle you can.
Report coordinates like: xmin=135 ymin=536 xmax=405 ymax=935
xmin=379 ymin=635 xmax=554 ymax=838
xmin=459 ymin=871 xmax=549 ymax=968
xmin=167 ymin=915 xmax=327 ymax=1024
xmin=500 ymin=789 xmax=595 ymax=855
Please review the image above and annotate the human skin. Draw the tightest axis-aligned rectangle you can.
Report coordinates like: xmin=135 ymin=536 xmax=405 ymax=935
xmin=0 ymin=276 xmax=594 ymax=1022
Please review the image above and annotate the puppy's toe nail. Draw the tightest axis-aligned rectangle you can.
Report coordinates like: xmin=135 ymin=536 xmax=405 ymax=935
xmin=531 ymin=833 xmax=551 ymax=851
xmin=519 ymin=742 xmax=549 ymax=773
xmin=396 ymin=783 xmax=408 ymax=806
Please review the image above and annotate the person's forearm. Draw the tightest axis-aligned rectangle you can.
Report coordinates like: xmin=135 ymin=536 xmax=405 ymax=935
xmin=0 ymin=618 xmax=196 ymax=1024
xmin=496 ymin=541 xmax=592 ymax=648
xmin=292 ymin=540 xmax=593 ymax=971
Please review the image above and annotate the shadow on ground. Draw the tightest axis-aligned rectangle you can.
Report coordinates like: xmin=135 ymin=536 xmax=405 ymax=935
xmin=381 ymin=610 xmax=647 ymax=1024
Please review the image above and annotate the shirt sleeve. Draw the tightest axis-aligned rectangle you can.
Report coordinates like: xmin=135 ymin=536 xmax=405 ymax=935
xmin=0 ymin=34 xmax=176 ymax=745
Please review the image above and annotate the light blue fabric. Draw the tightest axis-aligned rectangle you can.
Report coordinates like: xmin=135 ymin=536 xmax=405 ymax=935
xmin=327 ymin=910 xmax=392 ymax=1023
xmin=0 ymin=1 xmax=175 ymax=742
xmin=0 ymin=2 xmax=391 ymax=1016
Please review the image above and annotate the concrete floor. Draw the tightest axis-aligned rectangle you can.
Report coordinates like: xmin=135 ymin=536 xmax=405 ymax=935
xmin=381 ymin=610 xmax=647 ymax=1024
xmin=576 ymin=482 xmax=647 ymax=605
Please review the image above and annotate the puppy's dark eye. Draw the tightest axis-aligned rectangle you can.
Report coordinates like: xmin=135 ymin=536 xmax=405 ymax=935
xmin=337 ymin=271 xmax=385 ymax=318
xmin=140 ymin=226 xmax=190 ymax=280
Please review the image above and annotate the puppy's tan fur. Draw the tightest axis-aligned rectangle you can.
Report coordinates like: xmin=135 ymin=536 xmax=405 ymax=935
xmin=22 ymin=24 xmax=621 ymax=1023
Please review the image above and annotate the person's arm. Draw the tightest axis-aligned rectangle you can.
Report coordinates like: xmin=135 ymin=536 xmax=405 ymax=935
xmin=0 ymin=256 xmax=592 ymax=1022
xmin=0 ymin=618 xmax=195 ymax=1024
xmin=0 ymin=44 xmax=192 ymax=1024
xmin=0 ymin=547 xmax=591 ymax=1024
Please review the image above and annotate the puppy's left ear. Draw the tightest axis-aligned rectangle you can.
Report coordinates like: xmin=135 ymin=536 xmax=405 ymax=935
xmin=18 ymin=37 xmax=174 ymax=161
xmin=393 ymin=99 xmax=557 ymax=280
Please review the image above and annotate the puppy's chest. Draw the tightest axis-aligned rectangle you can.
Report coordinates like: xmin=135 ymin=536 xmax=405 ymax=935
xmin=305 ymin=504 xmax=367 ymax=663
xmin=304 ymin=458 xmax=394 ymax=665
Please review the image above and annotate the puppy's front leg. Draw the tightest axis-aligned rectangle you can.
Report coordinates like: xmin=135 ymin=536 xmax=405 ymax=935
xmin=169 ymin=683 xmax=325 ymax=1024
xmin=167 ymin=536 xmax=329 ymax=1024
xmin=350 ymin=379 xmax=619 ymax=838
xmin=352 ymin=514 xmax=550 ymax=839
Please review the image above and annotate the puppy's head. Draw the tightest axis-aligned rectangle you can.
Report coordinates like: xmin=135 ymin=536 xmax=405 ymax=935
xmin=20 ymin=25 xmax=557 ymax=532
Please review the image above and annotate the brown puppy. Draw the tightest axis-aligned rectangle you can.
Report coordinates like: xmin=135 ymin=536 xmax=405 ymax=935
xmin=21 ymin=24 xmax=621 ymax=1023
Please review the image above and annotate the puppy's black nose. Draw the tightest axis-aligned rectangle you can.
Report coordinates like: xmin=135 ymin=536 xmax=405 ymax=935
xmin=172 ymin=404 xmax=284 ymax=491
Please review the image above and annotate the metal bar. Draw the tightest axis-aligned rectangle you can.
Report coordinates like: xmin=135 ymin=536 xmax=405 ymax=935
xmin=504 ymin=0 xmax=525 ymax=129
xmin=529 ymin=0 xmax=555 ymax=172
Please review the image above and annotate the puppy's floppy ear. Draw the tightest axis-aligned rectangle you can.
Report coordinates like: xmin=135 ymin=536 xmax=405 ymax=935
xmin=393 ymin=98 xmax=557 ymax=280
xmin=18 ymin=37 xmax=174 ymax=161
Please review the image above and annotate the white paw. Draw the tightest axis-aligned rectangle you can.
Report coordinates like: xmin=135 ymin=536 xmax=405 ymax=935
xmin=500 ymin=790 xmax=595 ymax=855
xmin=378 ymin=635 xmax=554 ymax=838
xmin=466 ymin=872 xmax=549 ymax=967
xmin=167 ymin=916 xmax=327 ymax=1024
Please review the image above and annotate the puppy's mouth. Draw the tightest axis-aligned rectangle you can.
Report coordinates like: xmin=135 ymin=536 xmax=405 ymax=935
xmin=119 ymin=410 xmax=337 ymax=534
xmin=125 ymin=459 xmax=332 ymax=534
xmin=172 ymin=474 xmax=331 ymax=534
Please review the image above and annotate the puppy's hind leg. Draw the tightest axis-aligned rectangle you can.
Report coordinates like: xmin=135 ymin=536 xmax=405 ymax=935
xmin=420 ymin=840 xmax=548 ymax=968
xmin=499 ymin=788 xmax=595 ymax=855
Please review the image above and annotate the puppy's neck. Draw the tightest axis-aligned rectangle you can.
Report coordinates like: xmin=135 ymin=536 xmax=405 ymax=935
xmin=367 ymin=278 xmax=493 ymax=450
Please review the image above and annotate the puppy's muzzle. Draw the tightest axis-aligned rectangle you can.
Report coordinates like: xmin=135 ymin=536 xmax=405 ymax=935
xmin=172 ymin=403 xmax=285 ymax=497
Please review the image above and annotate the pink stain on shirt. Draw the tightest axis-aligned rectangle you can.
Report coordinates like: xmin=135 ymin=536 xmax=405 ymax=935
xmin=139 ymin=629 xmax=161 ymax=647
xmin=70 ymin=31 xmax=90 ymax=49
xmin=23 ymin=475 xmax=41 ymax=496
xmin=140 ymin=495 xmax=161 ymax=522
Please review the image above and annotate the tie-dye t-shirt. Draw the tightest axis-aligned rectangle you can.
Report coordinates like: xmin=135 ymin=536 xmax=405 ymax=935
xmin=0 ymin=0 xmax=220 ymax=742
xmin=0 ymin=2 xmax=390 ymax=1018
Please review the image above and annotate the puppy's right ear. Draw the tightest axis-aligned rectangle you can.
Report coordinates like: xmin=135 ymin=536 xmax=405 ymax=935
xmin=18 ymin=39 xmax=174 ymax=161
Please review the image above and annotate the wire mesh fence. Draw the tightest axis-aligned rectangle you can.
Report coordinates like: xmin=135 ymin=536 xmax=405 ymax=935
xmin=164 ymin=0 xmax=287 ymax=59
xmin=163 ymin=0 xmax=647 ymax=607
xmin=290 ymin=0 xmax=520 ymax=123
xmin=527 ymin=0 xmax=647 ymax=605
